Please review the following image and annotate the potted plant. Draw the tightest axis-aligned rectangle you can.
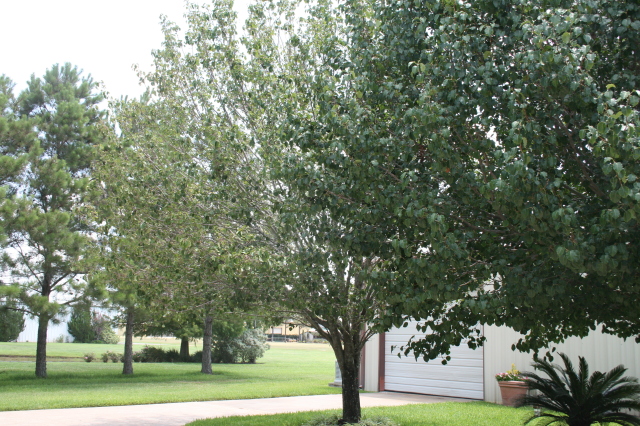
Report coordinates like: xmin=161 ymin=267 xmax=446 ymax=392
xmin=496 ymin=364 xmax=528 ymax=407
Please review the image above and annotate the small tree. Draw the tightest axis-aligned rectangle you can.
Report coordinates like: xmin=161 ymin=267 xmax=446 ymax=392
xmin=0 ymin=303 xmax=25 ymax=342
xmin=236 ymin=329 xmax=269 ymax=364
xmin=211 ymin=318 xmax=245 ymax=363
xmin=68 ymin=304 xmax=118 ymax=344
xmin=67 ymin=304 xmax=95 ymax=343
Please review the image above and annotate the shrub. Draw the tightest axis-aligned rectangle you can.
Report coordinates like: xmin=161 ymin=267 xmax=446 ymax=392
xmin=132 ymin=350 xmax=144 ymax=363
xmin=83 ymin=353 xmax=95 ymax=363
xmin=517 ymin=352 xmax=640 ymax=426
xmin=99 ymin=326 xmax=120 ymax=344
xmin=68 ymin=305 xmax=95 ymax=343
xmin=68 ymin=304 xmax=119 ymax=344
xmin=163 ymin=349 xmax=182 ymax=363
xmin=211 ymin=328 xmax=270 ymax=364
xmin=190 ymin=351 xmax=203 ymax=363
xmin=211 ymin=319 xmax=245 ymax=363
xmin=212 ymin=341 xmax=238 ymax=363
xmin=0 ymin=305 xmax=25 ymax=342
xmin=236 ymin=329 xmax=269 ymax=363
xmin=132 ymin=345 xmax=166 ymax=363
xmin=101 ymin=351 xmax=121 ymax=363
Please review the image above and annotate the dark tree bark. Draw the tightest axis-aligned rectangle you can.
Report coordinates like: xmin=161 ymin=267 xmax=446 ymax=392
xmin=337 ymin=342 xmax=362 ymax=423
xmin=180 ymin=336 xmax=190 ymax=360
xmin=122 ymin=307 xmax=135 ymax=375
xmin=201 ymin=314 xmax=213 ymax=374
xmin=313 ymin=317 xmax=367 ymax=424
xmin=35 ymin=314 xmax=49 ymax=378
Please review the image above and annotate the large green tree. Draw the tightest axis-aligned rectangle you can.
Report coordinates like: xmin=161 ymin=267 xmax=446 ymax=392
xmin=0 ymin=63 xmax=106 ymax=377
xmin=0 ymin=76 xmax=32 ymax=336
xmin=94 ymin=83 xmax=255 ymax=375
xmin=284 ymin=0 xmax=640 ymax=361
xmin=93 ymin=1 xmax=384 ymax=421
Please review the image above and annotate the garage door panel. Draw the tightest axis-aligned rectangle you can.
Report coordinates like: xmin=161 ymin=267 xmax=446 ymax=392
xmin=386 ymin=342 xmax=482 ymax=358
xmin=386 ymin=376 xmax=483 ymax=391
xmin=384 ymin=321 xmax=484 ymax=400
xmin=385 ymin=383 xmax=484 ymax=400
xmin=385 ymin=364 xmax=484 ymax=382
xmin=386 ymin=353 xmax=483 ymax=368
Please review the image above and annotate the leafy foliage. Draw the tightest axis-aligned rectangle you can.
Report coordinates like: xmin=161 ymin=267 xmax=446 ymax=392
xmin=100 ymin=351 xmax=121 ymax=363
xmin=67 ymin=304 xmax=95 ymax=343
xmin=124 ymin=0 xmax=392 ymax=421
xmin=517 ymin=353 xmax=640 ymax=426
xmin=0 ymin=303 xmax=25 ymax=341
xmin=210 ymin=319 xmax=269 ymax=364
xmin=132 ymin=346 xmax=166 ymax=363
xmin=209 ymin=318 xmax=246 ymax=363
xmin=67 ymin=304 xmax=119 ymax=344
xmin=283 ymin=0 xmax=640 ymax=361
xmin=235 ymin=328 xmax=269 ymax=364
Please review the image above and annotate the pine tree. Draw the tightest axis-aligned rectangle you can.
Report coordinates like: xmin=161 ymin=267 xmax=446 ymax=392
xmin=0 ymin=63 xmax=106 ymax=377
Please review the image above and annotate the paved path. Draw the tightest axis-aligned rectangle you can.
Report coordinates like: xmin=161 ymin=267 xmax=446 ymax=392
xmin=0 ymin=392 xmax=467 ymax=426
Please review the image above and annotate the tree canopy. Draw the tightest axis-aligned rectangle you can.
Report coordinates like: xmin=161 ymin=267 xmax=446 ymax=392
xmin=283 ymin=0 xmax=640 ymax=358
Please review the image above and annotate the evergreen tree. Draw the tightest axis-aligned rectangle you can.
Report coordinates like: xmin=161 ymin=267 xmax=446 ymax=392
xmin=67 ymin=303 xmax=95 ymax=343
xmin=0 ymin=63 xmax=106 ymax=377
xmin=0 ymin=303 xmax=25 ymax=342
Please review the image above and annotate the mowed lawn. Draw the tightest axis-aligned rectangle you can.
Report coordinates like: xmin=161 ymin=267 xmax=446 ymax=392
xmin=0 ymin=342 xmax=340 ymax=411
xmin=187 ymin=403 xmax=532 ymax=426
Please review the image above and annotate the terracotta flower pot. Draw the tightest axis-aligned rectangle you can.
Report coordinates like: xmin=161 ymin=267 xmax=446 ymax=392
xmin=498 ymin=380 xmax=528 ymax=407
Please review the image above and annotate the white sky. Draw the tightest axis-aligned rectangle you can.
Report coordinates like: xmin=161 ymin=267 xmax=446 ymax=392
xmin=1 ymin=0 xmax=249 ymax=100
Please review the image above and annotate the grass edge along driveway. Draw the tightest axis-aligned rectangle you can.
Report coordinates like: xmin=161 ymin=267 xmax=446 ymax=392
xmin=186 ymin=402 xmax=534 ymax=426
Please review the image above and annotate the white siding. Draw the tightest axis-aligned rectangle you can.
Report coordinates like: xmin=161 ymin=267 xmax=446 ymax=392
xmin=384 ymin=322 xmax=484 ymax=399
xmin=363 ymin=333 xmax=380 ymax=392
xmin=484 ymin=325 xmax=640 ymax=403
xmin=17 ymin=315 xmax=74 ymax=343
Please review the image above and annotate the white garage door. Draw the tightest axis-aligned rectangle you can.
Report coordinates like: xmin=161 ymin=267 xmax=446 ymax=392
xmin=384 ymin=322 xmax=484 ymax=399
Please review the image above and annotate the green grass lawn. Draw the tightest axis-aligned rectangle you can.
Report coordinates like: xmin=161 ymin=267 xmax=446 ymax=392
xmin=0 ymin=342 xmax=340 ymax=411
xmin=0 ymin=337 xmax=195 ymax=360
xmin=187 ymin=402 xmax=533 ymax=426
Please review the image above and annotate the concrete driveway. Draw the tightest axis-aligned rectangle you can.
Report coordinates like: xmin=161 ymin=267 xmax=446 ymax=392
xmin=0 ymin=392 xmax=468 ymax=426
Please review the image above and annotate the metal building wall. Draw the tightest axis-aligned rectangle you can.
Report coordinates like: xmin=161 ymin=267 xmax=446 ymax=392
xmin=483 ymin=325 xmax=640 ymax=403
xmin=363 ymin=333 xmax=380 ymax=392
xmin=17 ymin=314 xmax=74 ymax=343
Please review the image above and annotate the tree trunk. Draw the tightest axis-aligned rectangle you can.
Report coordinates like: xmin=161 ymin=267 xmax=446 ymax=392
xmin=201 ymin=314 xmax=213 ymax=374
xmin=122 ymin=308 xmax=134 ymax=375
xmin=35 ymin=314 xmax=49 ymax=378
xmin=180 ymin=336 xmax=190 ymax=360
xmin=339 ymin=346 xmax=362 ymax=424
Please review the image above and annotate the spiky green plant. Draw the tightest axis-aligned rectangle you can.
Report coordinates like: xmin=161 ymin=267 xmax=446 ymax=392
xmin=516 ymin=353 xmax=640 ymax=426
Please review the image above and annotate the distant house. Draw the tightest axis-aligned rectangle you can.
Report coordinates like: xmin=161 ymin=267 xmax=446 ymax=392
xmin=362 ymin=320 xmax=640 ymax=404
xmin=267 ymin=320 xmax=312 ymax=342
